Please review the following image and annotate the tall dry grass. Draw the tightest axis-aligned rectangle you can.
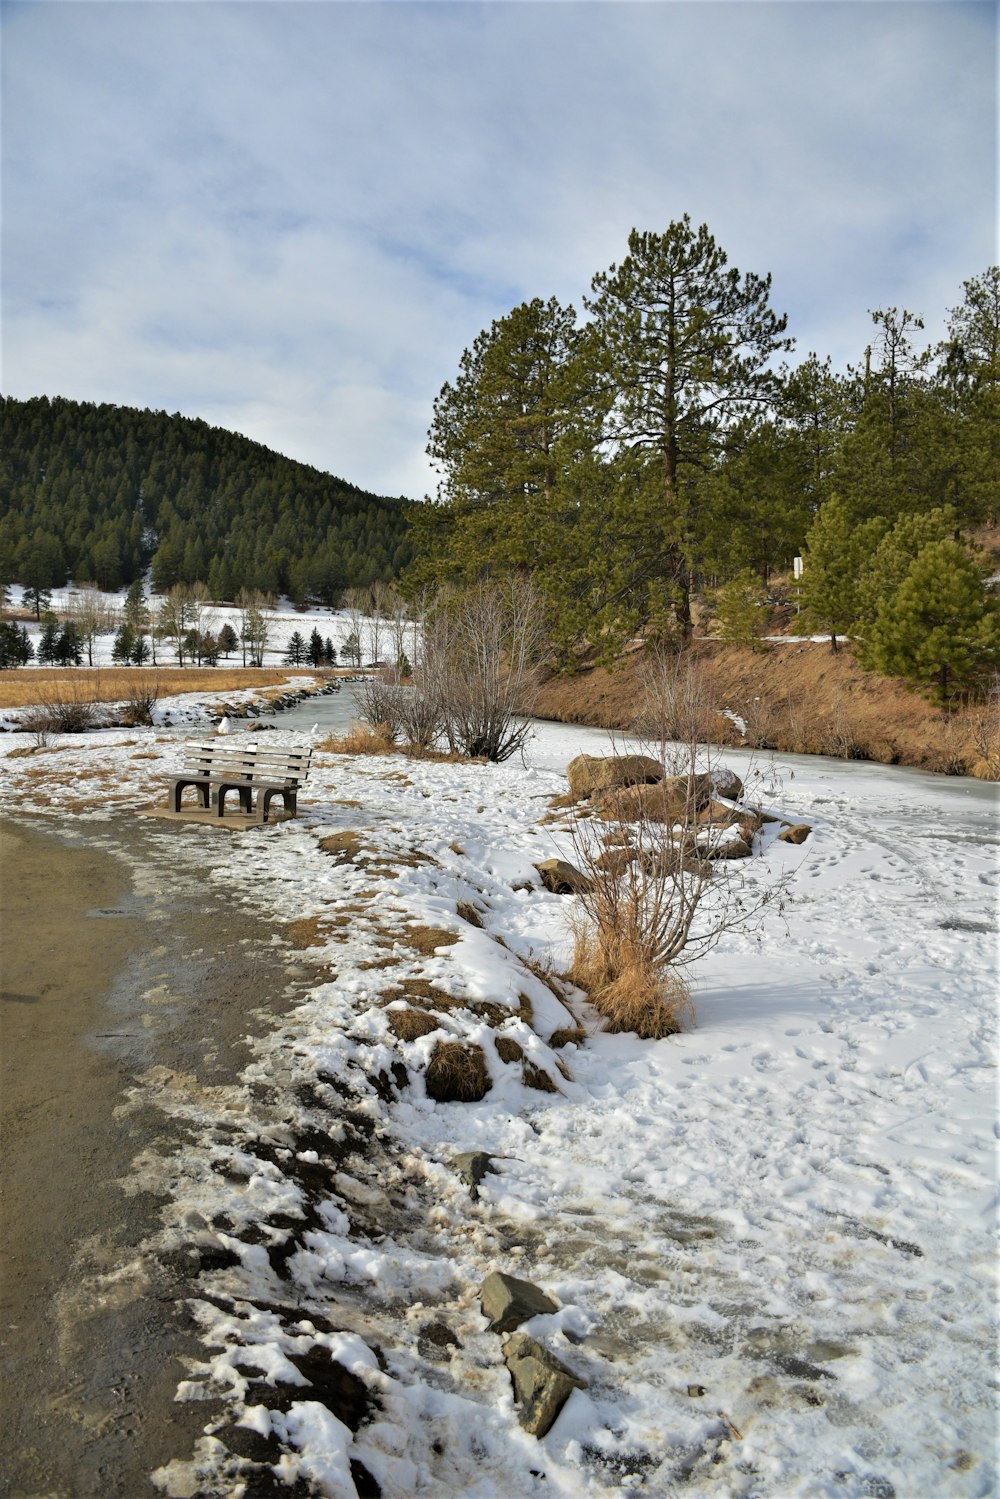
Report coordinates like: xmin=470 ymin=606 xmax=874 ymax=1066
xmin=0 ymin=667 xmax=324 ymax=710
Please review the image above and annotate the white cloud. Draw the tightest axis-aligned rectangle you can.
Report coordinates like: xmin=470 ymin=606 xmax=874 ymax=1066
xmin=2 ymin=0 xmax=995 ymax=498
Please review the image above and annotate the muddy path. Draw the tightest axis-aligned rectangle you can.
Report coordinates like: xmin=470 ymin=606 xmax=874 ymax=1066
xmin=0 ymin=812 xmax=315 ymax=1499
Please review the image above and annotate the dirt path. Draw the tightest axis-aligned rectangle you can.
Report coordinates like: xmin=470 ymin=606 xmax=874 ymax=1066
xmin=0 ymin=813 xmax=310 ymax=1499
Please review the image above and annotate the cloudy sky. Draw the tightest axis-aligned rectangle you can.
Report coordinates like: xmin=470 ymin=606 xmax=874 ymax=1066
xmin=2 ymin=1 xmax=996 ymax=500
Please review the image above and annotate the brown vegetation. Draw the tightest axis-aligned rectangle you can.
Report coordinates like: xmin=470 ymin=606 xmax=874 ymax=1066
xmin=535 ymin=640 xmax=999 ymax=778
xmin=424 ymin=1041 xmax=491 ymax=1102
xmin=0 ymin=667 xmax=322 ymax=710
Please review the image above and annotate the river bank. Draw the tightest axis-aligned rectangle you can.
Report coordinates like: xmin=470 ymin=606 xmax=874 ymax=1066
xmin=533 ymin=638 xmax=999 ymax=779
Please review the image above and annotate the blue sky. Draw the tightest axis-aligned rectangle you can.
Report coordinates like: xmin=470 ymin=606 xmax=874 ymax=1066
xmin=2 ymin=1 xmax=996 ymax=500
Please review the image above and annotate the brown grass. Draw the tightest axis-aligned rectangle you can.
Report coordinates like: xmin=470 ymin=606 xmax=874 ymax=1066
xmin=548 ymin=1027 xmax=587 ymax=1049
xmin=424 ymin=1042 xmax=491 ymax=1102
xmin=403 ymin=924 xmax=459 ymax=954
xmin=0 ymin=667 xmax=320 ymax=710
xmin=386 ymin=1007 xmax=441 ymax=1041
xmin=319 ymin=830 xmax=371 ymax=864
xmin=569 ymin=921 xmax=694 ymax=1039
xmin=284 ymin=915 xmax=330 ymax=950
xmin=319 ymin=725 xmax=397 ymax=755
xmin=495 ymin=1036 xmax=524 ymax=1064
xmin=533 ymin=640 xmax=1000 ymax=779
xmin=456 ymin=900 xmax=485 ymax=928
xmin=523 ymin=1061 xmax=560 ymax=1093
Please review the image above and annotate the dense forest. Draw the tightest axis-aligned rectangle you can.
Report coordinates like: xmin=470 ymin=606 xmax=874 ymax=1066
xmin=0 ymin=396 xmax=415 ymax=604
xmin=413 ymin=219 xmax=999 ymax=703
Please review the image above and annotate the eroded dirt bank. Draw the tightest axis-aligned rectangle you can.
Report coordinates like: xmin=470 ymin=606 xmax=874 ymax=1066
xmin=0 ymin=815 xmax=314 ymax=1499
xmin=533 ymin=639 xmax=996 ymax=777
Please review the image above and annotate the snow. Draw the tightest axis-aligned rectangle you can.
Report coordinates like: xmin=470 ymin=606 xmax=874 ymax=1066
xmin=1 ymin=710 xmax=996 ymax=1499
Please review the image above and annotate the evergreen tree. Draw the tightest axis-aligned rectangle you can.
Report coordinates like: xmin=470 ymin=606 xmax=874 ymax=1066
xmin=865 ymin=539 xmax=1000 ymax=704
xmin=855 ymin=506 xmax=958 ymax=657
xmin=0 ymin=622 xmax=33 ymax=667
xmin=324 ymin=637 xmax=337 ymax=665
xmin=112 ymin=623 xmax=135 ymax=665
xmin=801 ymin=496 xmax=885 ymax=651
xmin=55 ymin=622 xmax=84 ymax=665
xmin=286 ymin=630 xmax=307 ymax=665
xmin=342 ymin=629 xmax=362 ymax=667
xmin=218 ymin=622 xmax=239 ymax=658
xmin=37 ymin=618 xmax=60 ymax=664
xmin=584 ymin=218 xmax=793 ymax=636
xmin=307 ymin=627 xmax=325 ymax=667
xmin=715 ymin=570 xmax=769 ymax=650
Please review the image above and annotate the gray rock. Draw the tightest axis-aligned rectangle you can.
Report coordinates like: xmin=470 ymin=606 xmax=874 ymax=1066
xmin=480 ymin=1270 xmax=558 ymax=1333
xmin=706 ymin=835 xmax=752 ymax=860
xmin=534 ymin=858 xmax=592 ymax=895
xmin=452 ymin=1151 xmax=495 ymax=1200
xmin=502 ymin=1332 xmax=587 ymax=1437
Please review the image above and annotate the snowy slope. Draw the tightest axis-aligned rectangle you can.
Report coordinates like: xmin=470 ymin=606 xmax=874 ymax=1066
xmin=1 ymin=718 xmax=995 ymax=1499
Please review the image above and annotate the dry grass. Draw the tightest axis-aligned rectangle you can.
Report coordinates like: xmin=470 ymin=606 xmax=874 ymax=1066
xmin=548 ymin=1027 xmax=587 ymax=1049
xmin=569 ymin=921 xmax=694 ymax=1039
xmin=284 ymin=914 xmax=331 ymax=950
xmin=319 ymin=725 xmax=398 ymax=755
xmin=495 ymin=1036 xmax=524 ymax=1064
xmin=386 ymin=1007 xmax=441 ymax=1041
xmin=456 ymin=900 xmax=485 ymax=928
xmin=523 ymin=1061 xmax=560 ymax=1093
xmin=403 ymin=924 xmax=459 ymax=954
xmin=424 ymin=1041 xmax=491 ymax=1102
xmin=0 ymin=666 xmax=319 ymax=710
xmin=318 ymin=830 xmax=371 ymax=864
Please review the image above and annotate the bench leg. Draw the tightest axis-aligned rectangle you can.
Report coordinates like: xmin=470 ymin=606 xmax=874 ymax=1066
xmin=217 ymin=784 xmax=253 ymax=818
xmin=258 ymin=789 xmax=296 ymax=824
xmin=171 ymin=777 xmax=211 ymax=813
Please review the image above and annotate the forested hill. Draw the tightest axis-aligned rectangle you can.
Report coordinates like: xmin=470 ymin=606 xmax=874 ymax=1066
xmin=0 ymin=395 xmax=415 ymax=604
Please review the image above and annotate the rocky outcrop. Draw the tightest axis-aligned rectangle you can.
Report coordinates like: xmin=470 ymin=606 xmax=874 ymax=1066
xmin=777 ymin=823 xmax=812 ymax=845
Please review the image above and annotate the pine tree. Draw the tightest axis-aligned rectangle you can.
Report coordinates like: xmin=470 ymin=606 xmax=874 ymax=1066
xmin=37 ymin=618 xmax=60 ymax=664
xmin=584 ymin=218 xmax=793 ymax=636
xmin=715 ymin=571 xmax=769 ymax=650
xmin=286 ymin=631 xmax=307 ymax=665
xmin=801 ymin=496 xmax=885 ymax=651
xmin=865 ymin=539 xmax=1000 ymax=704
xmin=307 ymin=627 xmax=325 ymax=667
xmin=218 ymin=622 xmax=239 ymax=658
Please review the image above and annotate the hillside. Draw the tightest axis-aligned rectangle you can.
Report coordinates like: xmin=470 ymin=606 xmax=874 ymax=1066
xmin=0 ymin=395 xmax=415 ymax=603
xmin=534 ymin=637 xmax=999 ymax=779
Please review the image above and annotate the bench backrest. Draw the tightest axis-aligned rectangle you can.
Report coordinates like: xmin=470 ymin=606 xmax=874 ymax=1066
xmin=183 ymin=740 xmax=312 ymax=785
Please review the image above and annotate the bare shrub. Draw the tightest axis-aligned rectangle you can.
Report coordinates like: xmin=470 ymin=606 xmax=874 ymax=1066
xmin=568 ymin=739 xmax=785 ymax=1039
xmin=738 ymin=695 xmax=778 ymax=750
xmin=968 ymin=674 xmax=1000 ymax=779
xmin=635 ymin=648 xmax=719 ymax=768
xmin=355 ymin=670 xmax=409 ymax=742
xmin=421 ymin=576 xmax=546 ymax=763
xmin=120 ymin=676 xmax=160 ymax=728
xmin=21 ymin=682 xmax=103 ymax=737
xmin=398 ymin=685 xmax=443 ymax=750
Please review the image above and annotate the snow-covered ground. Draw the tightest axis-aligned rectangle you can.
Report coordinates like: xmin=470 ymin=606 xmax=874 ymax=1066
xmin=1 ymin=714 xmax=996 ymax=1499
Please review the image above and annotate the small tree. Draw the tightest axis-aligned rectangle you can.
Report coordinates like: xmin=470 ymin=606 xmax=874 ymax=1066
xmin=421 ymin=575 xmax=546 ymax=762
xmin=112 ymin=623 xmax=135 ymax=665
xmin=342 ymin=629 xmax=362 ymax=668
xmin=324 ymin=637 xmax=337 ymax=666
xmin=865 ymin=539 xmax=1000 ymax=705
xmin=307 ymin=627 xmax=325 ymax=667
xmin=715 ymin=570 xmax=769 ymax=650
xmin=0 ymin=622 xmax=33 ymax=667
xmin=37 ymin=617 xmax=60 ymax=665
xmin=801 ymin=496 xmax=884 ymax=650
xmin=54 ymin=622 xmax=84 ymax=665
xmin=286 ymin=630 xmax=307 ymax=665
xmin=218 ymin=622 xmax=239 ymax=658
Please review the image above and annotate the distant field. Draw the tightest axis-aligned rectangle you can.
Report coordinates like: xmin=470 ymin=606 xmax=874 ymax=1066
xmin=0 ymin=667 xmax=325 ymax=710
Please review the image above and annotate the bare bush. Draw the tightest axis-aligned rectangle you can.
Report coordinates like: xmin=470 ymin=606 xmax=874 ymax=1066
xmin=422 ymin=576 xmax=547 ymax=763
xmin=969 ymin=674 xmax=1000 ymax=779
xmin=635 ymin=648 xmax=720 ymax=768
xmin=356 ymin=670 xmax=410 ymax=742
xmin=120 ymin=677 xmax=161 ymax=727
xmin=568 ymin=740 xmax=785 ymax=1039
xmin=738 ymin=695 xmax=778 ymax=750
xmin=21 ymin=681 xmax=104 ymax=737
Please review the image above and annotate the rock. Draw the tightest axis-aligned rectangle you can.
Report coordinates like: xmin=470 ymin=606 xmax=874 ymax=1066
xmin=501 ymin=1332 xmax=587 ymax=1437
xmin=534 ymin=858 xmax=591 ymax=895
xmin=705 ymin=835 xmax=753 ymax=860
xmin=777 ymin=823 xmax=812 ymax=845
xmin=566 ymin=753 xmax=663 ymax=801
xmin=452 ymin=1151 xmax=496 ymax=1199
xmin=480 ymin=1270 xmax=558 ymax=1333
xmin=595 ymin=774 xmax=713 ymax=824
xmin=696 ymin=798 xmax=742 ymax=826
xmin=710 ymin=768 xmax=744 ymax=801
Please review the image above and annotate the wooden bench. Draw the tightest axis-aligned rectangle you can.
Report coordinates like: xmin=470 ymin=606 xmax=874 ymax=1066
xmin=168 ymin=740 xmax=312 ymax=823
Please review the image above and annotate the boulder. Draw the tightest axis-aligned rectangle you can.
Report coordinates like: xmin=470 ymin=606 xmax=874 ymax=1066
xmin=534 ymin=858 xmax=592 ymax=895
xmin=595 ymin=774 xmax=713 ymax=825
xmin=566 ymin=753 xmax=663 ymax=801
xmin=710 ymin=767 xmax=744 ymax=801
xmin=501 ymin=1332 xmax=587 ymax=1437
xmin=480 ymin=1270 xmax=558 ymax=1333
xmin=705 ymin=834 xmax=753 ymax=860
xmin=696 ymin=798 xmax=742 ymax=826
xmin=777 ymin=823 xmax=812 ymax=845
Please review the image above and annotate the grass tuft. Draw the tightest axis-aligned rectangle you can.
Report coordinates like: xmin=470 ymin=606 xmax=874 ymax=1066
xmin=386 ymin=1007 xmax=441 ymax=1041
xmin=424 ymin=1042 xmax=491 ymax=1103
xmin=569 ymin=919 xmax=693 ymax=1039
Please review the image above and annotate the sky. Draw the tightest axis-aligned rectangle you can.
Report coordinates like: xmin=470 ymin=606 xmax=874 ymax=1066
xmin=2 ymin=1 xmax=996 ymax=502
